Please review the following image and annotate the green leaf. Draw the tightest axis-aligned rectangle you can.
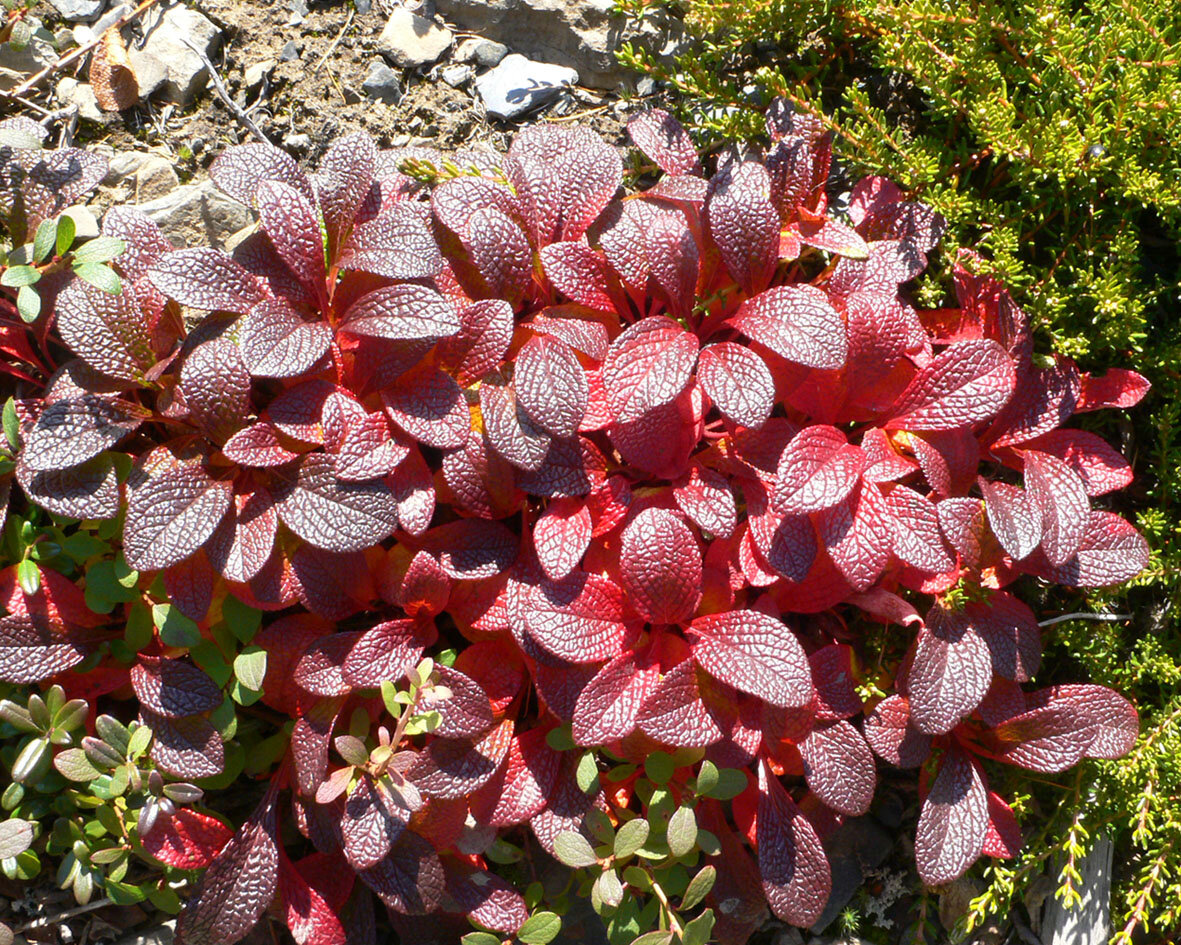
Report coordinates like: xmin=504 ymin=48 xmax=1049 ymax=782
xmin=576 ymin=750 xmax=600 ymax=794
xmin=553 ymin=830 xmax=599 ymax=868
xmin=233 ymin=646 xmax=267 ymax=692
xmin=0 ymin=820 xmax=34 ymax=859
xmin=15 ymin=284 xmax=40 ymax=322
xmin=32 ymin=219 xmax=56 ymax=263
xmin=61 ymin=532 xmax=107 ymax=563
xmin=694 ymin=760 xmax=718 ymax=797
xmin=153 ymin=604 xmax=201 ymax=648
xmin=380 ymin=679 xmax=402 ymax=718
xmin=694 ymin=829 xmax=720 ymax=857
xmin=333 ymin=735 xmax=369 ymax=767
xmin=705 ymin=767 xmax=747 ymax=801
xmin=146 ymin=883 xmax=183 ymax=913
xmin=666 ymin=805 xmax=697 ymax=858
xmin=613 ymin=818 xmax=649 ymax=859
xmin=73 ymin=262 xmax=121 ymax=294
xmin=124 ymin=603 xmax=153 ymax=652
xmin=644 ymin=751 xmax=674 ymax=785
xmin=53 ymin=748 xmax=101 ymax=782
xmin=596 ymin=867 xmax=624 ymax=908
xmin=16 ymin=559 xmax=39 ymax=596
xmin=628 ymin=933 xmax=673 ymax=945
xmin=680 ymin=865 xmax=716 ymax=911
xmin=55 ymin=215 xmax=75 ymax=257
xmin=222 ymin=594 xmax=261 ymax=643
xmin=460 ymin=934 xmax=502 ymax=945
xmin=0 ymin=265 xmax=40 ymax=288
xmin=2 ymin=398 xmax=18 ymax=452
xmin=71 ymin=237 xmax=126 ymax=265
xmin=545 ymin=725 xmax=576 ymax=752
xmin=483 ymin=837 xmax=523 ymax=864
xmin=126 ymin=723 xmax=151 ymax=761
xmin=190 ymin=641 xmax=232 ymax=688
xmin=585 ymin=807 xmax=615 ymax=845
xmin=517 ymin=911 xmax=563 ymax=945
xmin=679 ymin=909 xmax=715 ymax=945
xmin=105 ymin=878 xmax=146 ymax=904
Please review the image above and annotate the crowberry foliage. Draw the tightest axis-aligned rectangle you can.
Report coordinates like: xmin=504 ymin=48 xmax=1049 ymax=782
xmin=0 ymin=105 xmax=1150 ymax=943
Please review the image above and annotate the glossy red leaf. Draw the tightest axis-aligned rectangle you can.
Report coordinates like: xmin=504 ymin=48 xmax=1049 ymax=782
xmin=572 ymin=649 xmax=662 ymax=745
xmin=862 ymin=695 xmax=931 ymax=768
xmin=142 ymin=808 xmax=232 ymax=870
xmin=1075 ymin=368 xmax=1150 ymax=411
xmin=381 ymin=365 xmax=470 ymax=449
xmin=905 ymin=603 xmax=992 ymax=735
xmin=887 ymin=339 xmax=1015 ymax=431
xmin=969 ymin=592 xmax=1041 ymax=682
xmin=479 ymin=381 xmax=551 ymax=472
xmin=756 ymin=761 xmax=832 ymax=927
xmin=210 ymin=140 xmax=313 ymax=207
xmin=437 ymin=299 xmax=514 ymax=386
xmin=1023 ymin=510 xmax=1148 ymax=587
xmin=883 ymin=485 xmax=956 ymax=574
xmin=523 ymin=571 xmax=632 ymax=664
xmin=672 ymin=463 xmax=737 ymax=539
xmin=540 ymin=241 xmax=616 ymax=310
xmin=179 ymin=337 xmax=251 ymax=443
xmin=707 ymin=161 xmax=779 ymax=293
xmin=240 ymin=301 xmax=332 ymax=379
xmin=1022 ymin=428 xmax=1133 ymax=497
xmin=123 ymin=462 xmax=232 ymax=572
xmin=341 ymin=284 xmax=460 ymax=341
xmin=55 ymin=277 xmax=155 ymax=382
xmin=206 ymin=488 xmax=279 ymax=583
xmin=636 ymin=658 xmax=726 ymax=748
xmin=426 ymin=519 xmax=518 ymax=580
xmin=915 ymin=749 xmax=987 ymax=885
xmin=814 ymin=482 xmax=892 ymax=591
xmin=798 ymin=720 xmax=876 ymax=816
xmin=473 ymin=728 xmax=561 ymax=827
xmin=148 ymin=248 xmax=265 ymax=314
xmin=533 ymin=499 xmax=593 ymax=580
xmin=342 ymin=618 xmax=429 ymax=688
xmin=130 ymin=656 xmax=222 ymax=719
xmin=688 ymin=610 xmax=813 ymax=708
xmin=619 ymin=508 xmax=702 ymax=624
xmin=696 ymin=342 xmax=775 ymax=429
xmin=143 ymin=707 xmax=224 ymax=780
xmin=1023 ymin=449 xmax=1089 ymax=566
xmin=408 ymin=719 xmax=514 ymax=800
xmin=730 ymin=284 xmax=846 ymax=370
xmin=257 ymin=180 xmax=326 ymax=296
xmin=981 ymin=792 xmax=1022 ymax=859
xmin=222 ymin=422 xmax=301 ymax=468
xmin=273 ymin=455 xmax=396 ymax=553
xmin=515 ymin=334 xmax=588 ymax=437
xmin=22 ymin=395 xmax=147 ymax=472
xmin=979 ymin=479 xmax=1041 ymax=561
xmin=341 ymin=774 xmax=412 ymax=870
xmin=357 ymin=831 xmax=444 ymax=916
xmin=774 ymin=425 xmax=865 ymax=514
xmin=602 ymin=316 xmax=698 ymax=424
xmin=627 ymin=108 xmax=698 ymax=176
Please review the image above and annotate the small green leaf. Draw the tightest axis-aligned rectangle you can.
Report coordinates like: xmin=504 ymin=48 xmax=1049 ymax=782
xmin=126 ymin=724 xmax=151 ymax=761
xmin=61 ymin=532 xmax=107 ymax=562
xmin=55 ymin=215 xmax=76 ymax=257
xmin=221 ymin=594 xmax=261 ymax=643
xmin=71 ymin=237 xmax=126 ymax=265
xmin=576 ymin=751 xmax=600 ymax=794
xmin=105 ymin=878 xmax=146 ymax=904
xmin=334 ymin=735 xmax=369 ymax=767
xmin=517 ymin=911 xmax=562 ymax=945
xmin=629 ymin=932 xmax=673 ymax=945
xmin=680 ymin=865 xmax=716 ymax=911
xmin=705 ymin=767 xmax=748 ymax=801
xmin=460 ymin=934 xmax=501 ymax=945
xmin=0 ymin=819 xmax=34 ymax=859
xmin=553 ymin=830 xmax=599 ymax=868
xmin=233 ymin=646 xmax=267 ymax=692
xmin=0 ymin=265 xmax=40 ymax=287
xmin=644 ymin=751 xmax=674 ymax=785
xmin=694 ymin=760 xmax=718 ymax=797
xmin=666 ymin=805 xmax=697 ymax=859
xmin=585 ymin=807 xmax=615 ymax=845
xmin=73 ymin=262 xmax=121 ymax=294
xmin=124 ymin=603 xmax=153 ymax=652
xmin=695 ymin=828 xmax=720 ymax=857
xmin=16 ymin=284 xmax=40 ymax=322
xmin=545 ymin=725 xmax=575 ymax=752
xmin=16 ymin=559 xmax=39 ymax=596
xmin=190 ymin=641 xmax=233 ymax=688
xmin=679 ymin=909 xmax=715 ymax=945
xmin=613 ymin=818 xmax=650 ymax=859
xmin=596 ymin=867 xmax=624 ymax=908
xmin=2 ymin=398 xmax=18 ymax=451
xmin=153 ymin=604 xmax=201 ymax=648
xmin=146 ymin=884 xmax=183 ymax=913
xmin=32 ymin=219 xmax=56 ymax=263
xmin=380 ymin=679 xmax=402 ymax=718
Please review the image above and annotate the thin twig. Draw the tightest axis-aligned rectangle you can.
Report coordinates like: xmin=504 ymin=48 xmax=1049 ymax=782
xmin=4 ymin=0 xmax=165 ymax=99
xmin=177 ymin=36 xmax=270 ymax=145
xmin=16 ymin=897 xmax=113 ymax=932
xmin=313 ymin=6 xmax=355 ymax=76
xmin=1038 ymin=612 xmax=1134 ymax=627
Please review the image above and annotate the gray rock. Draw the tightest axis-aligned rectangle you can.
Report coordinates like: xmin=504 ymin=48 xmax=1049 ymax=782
xmin=435 ymin=0 xmax=686 ymax=90
xmin=0 ymin=36 xmax=56 ymax=92
xmin=287 ymin=0 xmax=308 ymax=26
xmin=113 ymin=919 xmax=175 ymax=945
xmin=284 ymin=132 xmax=310 ymax=153
xmin=809 ymin=817 xmax=894 ymax=933
xmin=440 ymin=64 xmax=472 ymax=88
xmin=475 ymin=53 xmax=577 ymax=120
xmin=127 ymin=2 xmax=221 ymax=105
xmin=455 ymin=37 xmax=508 ymax=68
xmin=55 ymin=77 xmax=107 ymax=123
xmin=136 ymin=179 xmax=252 ymax=250
xmin=45 ymin=0 xmax=105 ymax=22
xmin=278 ymin=40 xmax=299 ymax=62
xmin=1042 ymin=834 xmax=1113 ymax=945
xmin=62 ymin=204 xmax=99 ymax=240
xmin=243 ymin=59 xmax=274 ymax=91
xmin=378 ymin=9 xmax=453 ymax=69
xmin=361 ymin=60 xmax=402 ymax=105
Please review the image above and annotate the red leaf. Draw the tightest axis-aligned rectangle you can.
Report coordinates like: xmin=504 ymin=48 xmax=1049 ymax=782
xmin=408 ymin=719 xmax=514 ymax=800
xmin=636 ymin=659 xmax=725 ymax=748
xmin=619 ymin=508 xmax=702 ymax=624
xmin=436 ymin=299 xmax=513 ymax=386
xmin=357 ymin=831 xmax=445 ymax=915
xmin=22 ymin=395 xmax=148 ymax=473
xmin=533 ymin=499 xmax=593 ymax=580
xmin=798 ymin=719 xmax=876 ymax=815
xmin=1021 ymin=429 xmax=1132 ymax=497
xmin=883 ymin=485 xmax=955 ymax=574
xmin=1022 ymin=510 xmax=1148 ymax=587
xmin=774 ymin=425 xmax=866 ymax=514
xmin=687 ymin=610 xmax=813 ymax=708
xmin=222 ymin=422 xmax=301 ymax=468
xmin=273 ymin=454 xmax=397 ymax=553
xmin=523 ymin=571 xmax=633 ymax=664
xmin=257 ymin=180 xmax=327 ymax=298
xmin=756 ymin=761 xmax=832 ymax=926
xmin=240 ymin=301 xmax=332 ymax=379
xmin=886 ymin=339 xmax=1016 ymax=431
xmin=55 ymin=278 xmax=155 ymax=382
xmin=130 ymin=656 xmax=222 ymax=719
xmin=279 ymin=850 xmax=349 ymax=945
xmin=814 ymin=482 xmax=891 ymax=591
xmin=381 ymin=365 xmax=470 ymax=449
xmin=696 ymin=342 xmax=775 ymax=429
xmin=602 ymin=316 xmax=698 ymax=424
xmin=540 ymin=241 xmax=616 ymax=310
xmin=969 ymin=592 xmax=1041 ymax=683
xmin=730 ymin=285 xmax=846 ymax=369
xmin=915 ymin=749 xmax=987 ymax=885
xmin=480 ymin=381 xmax=551 ymax=472
xmin=425 ymin=518 xmax=518 ymax=580
xmin=341 ymin=284 xmax=460 ymax=341
xmin=572 ymin=649 xmax=661 ymax=745
xmin=341 ymin=774 xmax=412 ymax=870
xmin=905 ymin=603 xmax=992 ymax=735
xmin=979 ymin=479 xmax=1041 ymax=561
xmin=672 ymin=463 xmax=737 ymax=539
xmin=627 ymin=109 xmax=698 ymax=176
xmin=148 ymin=248 xmax=265 ymax=314
xmin=981 ymin=792 xmax=1022 ymax=859
xmin=1023 ymin=449 xmax=1089 ymax=566
xmin=472 ymin=728 xmax=560 ymax=827
xmin=144 ymin=706 xmax=224 ymax=781
xmin=862 ymin=695 xmax=931 ymax=768
xmin=207 ymin=487 xmax=278 ymax=584
xmin=1075 ymin=368 xmax=1150 ymax=411
xmin=515 ymin=335 xmax=589 ymax=438
xmin=123 ymin=462 xmax=232 ymax=572
xmin=142 ymin=807 xmax=232 ymax=870
xmin=707 ymin=161 xmax=779 ymax=293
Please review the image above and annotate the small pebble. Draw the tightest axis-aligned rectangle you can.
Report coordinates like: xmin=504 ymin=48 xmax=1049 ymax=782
xmin=278 ymin=40 xmax=299 ymax=62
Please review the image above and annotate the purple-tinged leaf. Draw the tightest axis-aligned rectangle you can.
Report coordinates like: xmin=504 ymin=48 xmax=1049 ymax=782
xmin=915 ymin=749 xmax=987 ymax=885
xmin=814 ymin=482 xmax=892 ymax=591
xmin=602 ymin=316 xmax=698 ymax=424
xmin=572 ymin=649 xmax=661 ymax=746
xmin=707 ymin=161 xmax=779 ymax=293
xmin=210 ymin=141 xmax=313 ymax=207
xmin=540 ymin=241 xmax=616 ymax=311
xmin=357 ymin=832 xmax=445 ymax=916
xmin=619 ymin=508 xmax=702 ymax=624
xmin=206 ymin=488 xmax=278 ymax=584
xmin=381 ymin=366 xmax=470 ymax=449
xmin=256 ymin=180 xmax=326 ymax=297
xmin=906 ymin=604 xmax=992 ymax=735
xmin=341 ymin=774 xmax=411 ymax=870
xmin=16 ymin=455 xmax=119 ymax=521
xmin=515 ymin=335 xmax=589 ymax=437
xmin=130 ymin=656 xmax=223 ymax=719
xmin=886 ymin=339 xmax=1016 ymax=431
xmin=1022 ymin=429 xmax=1133 ymax=497
xmin=22 ymin=395 xmax=148 ymax=472
xmin=426 ymin=519 xmax=518 ymax=580
xmin=341 ymin=284 xmax=461 ymax=341
xmin=756 ymin=761 xmax=832 ymax=927
xmin=673 ymin=463 xmax=737 ymax=539
xmin=294 ymin=632 xmax=360 ymax=698
xmin=798 ymin=720 xmax=876 ymax=816
xmin=55 ymin=278 xmax=154 ymax=382
xmin=222 ymin=422 xmax=301 ymax=468
xmin=745 ymin=479 xmax=818 ymax=583
xmin=1022 ymin=511 xmax=1149 ymax=587
xmin=123 ymin=463 xmax=232 ymax=571
xmin=533 ymin=499 xmax=593 ymax=580
xmin=986 ymin=362 xmax=1080 ymax=448
xmin=178 ymin=338 xmax=251 ymax=443
xmin=437 ymin=299 xmax=513 ymax=386
xmin=979 ymin=479 xmax=1042 ymax=561
xmin=148 ymin=248 xmax=265 ymax=314
xmin=518 ymin=435 xmax=608 ymax=498
xmin=342 ymin=201 xmax=443 ymax=280
xmin=968 ymin=593 xmax=1041 ymax=683
xmin=884 ymin=485 xmax=956 ymax=574
xmin=1023 ymin=449 xmax=1089 ymax=566
xmin=627 ymin=109 xmax=698 ymax=175
xmin=333 ymin=414 xmax=407 ymax=482
xmin=240 ymin=300 xmax=332 ymax=379
xmin=143 ymin=707 xmax=224 ymax=780
xmin=0 ymin=616 xmax=91 ymax=684
xmin=273 ymin=454 xmax=397 ymax=553
xmin=480 ymin=382 xmax=551 ymax=472
xmin=636 ymin=659 xmax=725 ymax=748
xmin=730 ymin=285 xmax=846 ymax=369
xmin=523 ymin=571 xmax=633 ymax=664
xmin=774 ymin=425 xmax=865 ymax=514
xmin=862 ymin=695 xmax=931 ymax=768
xmin=342 ymin=618 xmax=429 ymax=688
xmin=408 ymin=719 xmax=513 ymax=800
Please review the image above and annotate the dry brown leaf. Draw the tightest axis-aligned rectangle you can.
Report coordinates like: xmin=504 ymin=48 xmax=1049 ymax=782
xmin=89 ymin=28 xmax=139 ymax=111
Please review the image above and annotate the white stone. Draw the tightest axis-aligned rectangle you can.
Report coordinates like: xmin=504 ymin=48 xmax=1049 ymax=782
xmin=45 ymin=0 xmax=105 ymax=22
xmin=440 ymin=64 xmax=472 ymax=88
xmin=62 ymin=204 xmax=99 ymax=240
xmin=243 ymin=59 xmax=274 ymax=90
xmin=126 ymin=3 xmax=221 ymax=105
xmin=474 ymin=53 xmax=577 ymax=120
xmin=377 ymin=9 xmax=453 ymax=69
xmin=136 ymin=179 xmax=252 ymax=250
xmin=0 ymin=37 xmax=56 ymax=92
xmin=55 ymin=77 xmax=106 ymax=123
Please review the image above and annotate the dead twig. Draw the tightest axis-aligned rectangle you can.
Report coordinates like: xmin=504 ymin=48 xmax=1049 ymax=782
xmin=15 ymin=897 xmax=113 ymax=933
xmin=1038 ymin=612 xmax=1134 ymax=627
xmin=313 ymin=6 xmax=355 ymax=76
xmin=4 ymin=0 xmax=165 ymax=99
xmin=177 ymin=36 xmax=271 ymax=145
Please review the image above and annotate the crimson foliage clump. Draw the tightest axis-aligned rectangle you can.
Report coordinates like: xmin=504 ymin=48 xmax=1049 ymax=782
xmin=0 ymin=105 xmax=1151 ymax=943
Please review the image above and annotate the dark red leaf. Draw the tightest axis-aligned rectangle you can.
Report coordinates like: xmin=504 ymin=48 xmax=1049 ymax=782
xmin=143 ymin=707 xmax=224 ymax=780
xmin=523 ymin=571 xmax=633 ymax=664
xmin=979 ymin=479 xmax=1041 ymax=561
xmin=130 ymin=656 xmax=222 ymax=718
xmin=572 ymin=649 xmax=661 ymax=745
xmin=148 ymin=248 xmax=265 ymax=314
xmin=905 ymin=603 xmax=992 ymax=735
xmin=636 ymin=658 xmax=726 ymax=748
xmin=123 ymin=462 xmax=232 ymax=572
xmin=619 ymin=508 xmax=702 ymax=624
xmin=687 ymin=610 xmax=813 ymax=708
xmin=696 ymin=342 xmax=774 ymax=429
xmin=515 ymin=334 xmax=589 ymax=437
xmin=1023 ymin=449 xmax=1089 ymax=566
xmin=357 ymin=831 xmax=445 ymax=916
xmin=240 ymin=301 xmax=332 ymax=379
xmin=381 ymin=365 xmax=470 ymax=449
xmin=1021 ymin=429 xmax=1132 ymax=497
xmin=273 ymin=454 xmax=397 ymax=553
xmin=627 ymin=109 xmax=698 ymax=176
xmin=1075 ymin=368 xmax=1150 ymax=411
xmin=707 ymin=161 xmax=779 ymax=293
xmin=341 ymin=284 xmax=460 ymax=341
xmin=730 ymin=285 xmax=846 ymax=369
xmin=774 ymin=425 xmax=865 ymax=514
xmin=886 ymin=339 xmax=1016 ymax=431
xmin=756 ymin=761 xmax=832 ymax=926
xmin=798 ymin=720 xmax=876 ymax=815
xmin=915 ymin=749 xmax=987 ymax=885
xmin=883 ymin=485 xmax=956 ymax=574
xmin=1022 ymin=510 xmax=1148 ymax=587
xmin=862 ymin=695 xmax=930 ymax=768
xmin=55 ymin=278 xmax=154 ymax=382
xmin=602 ymin=316 xmax=698 ymax=424
xmin=256 ymin=180 xmax=326 ymax=297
